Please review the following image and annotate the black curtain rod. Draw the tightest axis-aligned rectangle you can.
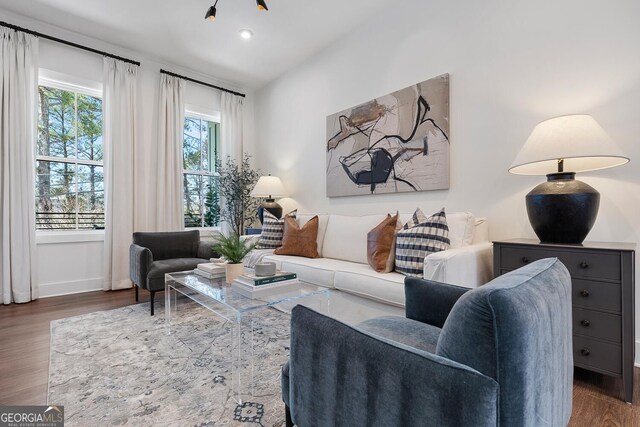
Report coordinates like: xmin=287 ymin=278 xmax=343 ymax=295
xmin=160 ymin=69 xmax=246 ymax=98
xmin=0 ymin=21 xmax=140 ymax=66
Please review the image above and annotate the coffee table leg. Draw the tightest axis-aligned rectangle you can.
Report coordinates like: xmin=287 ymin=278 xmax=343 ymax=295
xmin=248 ymin=314 xmax=255 ymax=402
xmin=164 ymin=282 xmax=178 ymax=333
xmin=165 ymin=283 xmax=171 ymax=333
xmin=232 ymin=312 xmax=257 ymax=404
xmin=233 ymin=312 xmax=242 ymax=404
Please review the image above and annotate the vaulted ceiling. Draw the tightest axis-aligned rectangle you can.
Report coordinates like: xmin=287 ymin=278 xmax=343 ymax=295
xmin=0 ymin=0 xmax=392 ymax=89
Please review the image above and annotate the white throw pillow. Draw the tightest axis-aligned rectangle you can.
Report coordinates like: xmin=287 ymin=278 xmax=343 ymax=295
xmin=446 ymin=212 xmax=476 ymax=248
xmin=322 ymin=214 xmax=388 ymax=264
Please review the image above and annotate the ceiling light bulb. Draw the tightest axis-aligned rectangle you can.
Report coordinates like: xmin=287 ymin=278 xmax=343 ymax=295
xmin=239 ymin=29 xmax=254 ymax=39
xmin=256 ymin=0 xmax=269 ymax=11
xmin=205 ymin=5 xmax=217 ymax=21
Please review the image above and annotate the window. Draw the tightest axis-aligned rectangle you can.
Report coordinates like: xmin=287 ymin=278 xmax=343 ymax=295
xmin=183 ymin=114 xmax=220 ymax=228
xmin=36 ymin=83 xmax=104 ymax=231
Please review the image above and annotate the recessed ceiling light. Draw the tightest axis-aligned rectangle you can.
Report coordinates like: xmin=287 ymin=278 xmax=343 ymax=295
xmin=239 ymin=29 xmax=254 ymax=40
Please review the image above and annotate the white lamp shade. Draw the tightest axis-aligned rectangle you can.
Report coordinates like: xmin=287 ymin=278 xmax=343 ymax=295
xmin=251 ymin=175 xmax=288 ymax=198
xmin=509 ymin=114 xmax=629 ymax=175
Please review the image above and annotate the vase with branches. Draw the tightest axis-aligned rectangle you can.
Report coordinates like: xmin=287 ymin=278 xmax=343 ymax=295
xmin=216 ymin=153 xmax=261 ymax=235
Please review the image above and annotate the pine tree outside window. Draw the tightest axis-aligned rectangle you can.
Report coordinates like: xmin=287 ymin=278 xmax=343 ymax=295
xmin=36 ymin=80 xmax=104 ymax=231
xmin=183 ymin=113 xmax=220 ymax=228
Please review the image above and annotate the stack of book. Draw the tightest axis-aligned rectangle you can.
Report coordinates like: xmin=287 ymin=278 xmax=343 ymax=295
xmin=194 ymin=262 xmax=226 ymax=280
xmin=232 ymin=271 xmax=298 ymax=298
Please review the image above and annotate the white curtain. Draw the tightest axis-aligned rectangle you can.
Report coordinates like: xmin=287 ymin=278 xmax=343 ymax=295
xmin=155 ymin=74 xmax=185 ymax=231
xmin=103 ymin=58 xmax=138 ymax=291
xmin=220 ymin=92 xmax=244 ymax=163
xmin=0 ymin=29 xmax=38 ymax=304
xmin=220 ymin=92 xmax=244 ymax=234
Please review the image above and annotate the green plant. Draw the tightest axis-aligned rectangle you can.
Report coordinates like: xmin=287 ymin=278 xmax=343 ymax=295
xmin=213 ymin=233 xmax=257 ymax=264
xmin=216 ymin=153 xmax=261 ymax=235
xmin=204 ymin=182 xmax=220 ymax=227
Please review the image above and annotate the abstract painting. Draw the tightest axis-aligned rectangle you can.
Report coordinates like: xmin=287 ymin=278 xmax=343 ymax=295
xmin=326 ymin=74 xmax=449 ymax=197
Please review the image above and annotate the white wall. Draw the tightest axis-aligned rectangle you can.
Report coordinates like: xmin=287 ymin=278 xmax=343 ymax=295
xmin=254 ymin=0 xmax=640 ymax=357
xmin=0 ymin=9 xmax=254 ymax=297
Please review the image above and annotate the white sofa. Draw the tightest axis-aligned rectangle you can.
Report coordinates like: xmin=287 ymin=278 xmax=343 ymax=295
xmin=252 ymin=211 xmax=493 ymax=308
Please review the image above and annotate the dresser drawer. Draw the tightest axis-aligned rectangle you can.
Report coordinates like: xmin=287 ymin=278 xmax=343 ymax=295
xmin=573 ymin=336 xmax=622 ymax=374
xmin=572 ymin=279 xmax=621 ymax=313
xmin=499 ymin=246 xmax=621 ymax=282
xmin=573 ymin=308 xmax=621 ymax=343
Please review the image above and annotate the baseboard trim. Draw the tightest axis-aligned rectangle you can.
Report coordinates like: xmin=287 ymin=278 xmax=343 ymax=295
xmin=38 ymin=278 xmax=104 ymax=298
xmin=636 ymin=341 xmax=640 ymax=367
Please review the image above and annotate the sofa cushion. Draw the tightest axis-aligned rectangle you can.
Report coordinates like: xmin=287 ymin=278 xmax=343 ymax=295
xmin=333 ymin=264 xmax=405 ymax=306
xmin=256 ymin=210 xmax=297 ymax=249
xmin=146 ymin=257 xmax=209 ymax=291
xmin=275 ymin=216 xmax=320 ymax=258
xmin=262 ymin=255 xmax=365 ymax=288
xmin=322 ymin=214 xmax=388 ymax=264
xmin=297 ymin=214 xmax=330 ymax=257
xmin=367 ymin=213 xmax=401 ymax=273
xmin=356 ymin=316 xmax=441 ymax=353
xmin=395 ymin=208 xmax=450 ymax=277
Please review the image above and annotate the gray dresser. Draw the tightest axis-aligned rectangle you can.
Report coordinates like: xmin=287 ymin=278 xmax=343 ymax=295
xmin=493 ymin=239 xmax=636 ymax=403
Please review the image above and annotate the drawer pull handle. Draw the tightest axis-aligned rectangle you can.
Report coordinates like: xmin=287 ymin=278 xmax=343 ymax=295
xmin=581 ymin=348 xmax=591 ymax=356
xmin=580 ymin=290 xmax=590 ymax=297
xmin=580 ymin=262 xmax=589 ymax=269
xmin=580 ymin=320 xmax=591 ymax=327
xmin=522 ymin=257 xmax=530 ymax=264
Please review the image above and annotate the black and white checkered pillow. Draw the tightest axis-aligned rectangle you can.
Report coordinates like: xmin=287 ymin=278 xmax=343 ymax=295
xmin=395 ymin=208 xmax=450 ymax=277
xmin=256 ymin=210 xmax=297 ymax=249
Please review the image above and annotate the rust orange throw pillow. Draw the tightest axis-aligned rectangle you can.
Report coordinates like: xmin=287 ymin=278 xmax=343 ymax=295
xmin=367 ymin=213 xmax=401 ymax=273
xmin=274 ymin=215 xmax=320 ymax=258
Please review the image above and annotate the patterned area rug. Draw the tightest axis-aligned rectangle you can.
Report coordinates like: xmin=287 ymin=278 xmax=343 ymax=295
xmin=48 ymin=300 xmax=289 ymax=426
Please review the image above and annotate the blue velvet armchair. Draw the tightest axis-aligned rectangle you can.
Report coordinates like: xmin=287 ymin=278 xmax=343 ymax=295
xmin=282 ymin=257 xmax=573 ymax=426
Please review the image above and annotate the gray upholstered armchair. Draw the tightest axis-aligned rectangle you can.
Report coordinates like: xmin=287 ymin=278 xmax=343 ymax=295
xmin=129 ymin=230 xmax=217 ymax=315
xmin=282 ymin=258 xmax=573 ymax=427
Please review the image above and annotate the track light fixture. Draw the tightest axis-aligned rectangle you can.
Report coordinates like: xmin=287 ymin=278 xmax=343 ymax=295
xmin=205 ymin=0 xmax=268 ymax=22
xmin=204 ymin=0 xmax=218 ymax=21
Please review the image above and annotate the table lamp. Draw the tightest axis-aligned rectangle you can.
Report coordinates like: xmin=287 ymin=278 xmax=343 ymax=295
xmin=509 ymin=114 xmax=629 ymax=244
xmin=251 ymin=174 xmax=288 ymax=223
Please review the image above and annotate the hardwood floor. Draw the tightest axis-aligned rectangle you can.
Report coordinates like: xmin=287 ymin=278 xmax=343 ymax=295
xmin=0 ymin=289 xmax=138 ymax=405
xmin=571 ymin=368 xmax=640 ymax=426
xmin=1 ymin=290 xmax=639 ymax=425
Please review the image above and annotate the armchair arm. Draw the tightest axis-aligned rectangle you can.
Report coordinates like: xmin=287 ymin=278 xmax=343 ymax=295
xmin=197 ymin=240 xmax=219 ymax=259
xmin=288 ymin=306 xmax=499 ymax=427
xmin=423 ymin=242 xmax=493 ymax=288
xmin=129 ymin=243 xmax=153 ymax=288
xmin=405 ymin=277 xmax=470 ymax=327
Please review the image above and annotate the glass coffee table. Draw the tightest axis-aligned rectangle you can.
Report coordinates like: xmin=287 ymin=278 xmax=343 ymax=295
xmin=164 ymin=271 xmax=330 ymax=403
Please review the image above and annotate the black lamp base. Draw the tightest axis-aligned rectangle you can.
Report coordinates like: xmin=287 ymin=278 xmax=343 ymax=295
xmin=525 ymin=172 xmax=600 ymax=244
xmin=258 ymin=199 xmax=283 ymax=224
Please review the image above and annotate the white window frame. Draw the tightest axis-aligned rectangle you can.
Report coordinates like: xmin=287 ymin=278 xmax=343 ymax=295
xmin=36 ymin=73 xmax=104 ymax=234
xmin=183 ymin=109 xmax=221 ymax=231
